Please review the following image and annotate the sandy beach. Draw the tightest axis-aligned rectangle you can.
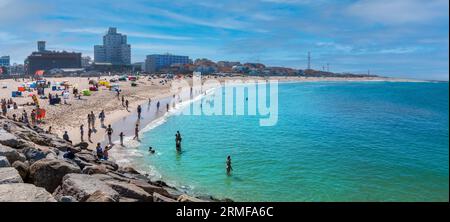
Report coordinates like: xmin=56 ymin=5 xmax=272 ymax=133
xmin=0 ymin=75 xmax=419 ymax=153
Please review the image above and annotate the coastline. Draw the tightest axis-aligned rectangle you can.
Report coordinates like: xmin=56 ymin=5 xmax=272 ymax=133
xmin=0 ymin=75 xmax=429 ymax=201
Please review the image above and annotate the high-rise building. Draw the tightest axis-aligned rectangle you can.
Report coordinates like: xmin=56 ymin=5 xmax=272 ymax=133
xmin=24 ymin=41 xmax=81 ymax=75
xmin=0 ymin=56 xmax=10 ymax=67
xmin=94 ymin=27 xmax=131 ymax=65
xmin=145 ymin=54 xmax=190 ymax=73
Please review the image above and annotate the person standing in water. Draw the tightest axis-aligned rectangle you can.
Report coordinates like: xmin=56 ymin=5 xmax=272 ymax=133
xmin=175 ymin=131 xmax=182 ymax=151
xmin=106 ymin=124 xmax=114 ymax=144
xmin=156 ymin=101 xmax=160 ymax=110
xmin=137 ymin=105 xmax=142 ymax=119
xmin=133 ymin=123 xmax=140 ymax=140
xmin=119 ymin=132 xmax=124 ymax=146
xmin=166 ymin=103 xmax=169 ymax=112
xmin=226 ymin=156 xmax=233 ymax=175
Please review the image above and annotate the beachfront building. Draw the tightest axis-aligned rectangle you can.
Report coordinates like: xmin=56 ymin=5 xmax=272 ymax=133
xmin=24 ymin=41 xmax=82 ymax=75
xmin=145 ymin=53 xmax=190 ymax=73
xmin=0 ymin=56 xmax=10 ymax=67
xmin=94 ymin=27 xmax=131 ymax=66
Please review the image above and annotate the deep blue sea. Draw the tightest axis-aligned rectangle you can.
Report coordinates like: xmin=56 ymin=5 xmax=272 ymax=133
xmin=114 ymin=81 xmax=449 ymax=201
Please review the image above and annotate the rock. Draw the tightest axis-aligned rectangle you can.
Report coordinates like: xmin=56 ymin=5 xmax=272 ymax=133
xmin=177 ymin=194 xmax=205 ymax=202
xmin=153 ymin=193 xmax=176 ymax=202
xmin=119 ymin=197 xmax=140 ymax=202
xmin=12 ymin=161 xmax=29 ymax=181
xmin=59 ymin=196 xmax=78 ymax=202
xmin=0 ymin=129 xmax=28 ymax=148
xmin=53 ymin=173 xmax=120 ymax=202
xmin=29 ymin=159 xmax=81 ymax=192
xmin=99 ymin=160 xmax=119 ymax=171
xmin=82 ymin=165 xmax=108 ymax=175
xmin=22 ymin=147 xmax=46 ymax=164
xmin=0 ymin=183 xmax=56 ymax=202
xmin=0 ymin=167 xmax=23 ymax=184
xmin=86 ymin=190 xmax=117 ymax=202
xmin=75 ymin=151 xmax=97 ymax=163
xmin=104 ymin=180 xmax=153 ymax=202
xmin=74 ymin=142 xmax=89 ymax=150
xmin=119 ymin=166 xmax=140 ymax=174
xmin=0 ymin=144 xmax=26 ymax=163
xmin=0 ymin=156 xmax=11 ymax=167
xmin=130 ymin=179 xmax=171 ymax=197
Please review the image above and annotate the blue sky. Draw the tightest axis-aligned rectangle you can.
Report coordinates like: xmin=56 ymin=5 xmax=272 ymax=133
xmin=0 ymin=0 xmax=448 ymax=80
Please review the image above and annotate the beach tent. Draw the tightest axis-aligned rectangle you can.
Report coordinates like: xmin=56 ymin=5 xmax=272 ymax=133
xmin=35 ymin=70 xmax=44 ymax=76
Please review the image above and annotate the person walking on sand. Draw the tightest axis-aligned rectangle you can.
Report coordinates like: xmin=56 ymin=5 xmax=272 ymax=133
xmin=119 ymin=132 xmax=124 ymax=146
xmin=226 ymin=155 xmax=233 ymax=175
xmin=30 ymin=109 xmax=36 ymax=126
xmin=122 ymin=95 xmax=125 ymax=107
xmin=125 ymin=100 xmax=129 ymax=111
xmin=106 ymin=124 xmax=114 ymax=144
xmin=88 ymin=127 xmax=93 ymax=143
xmin=87 ymin=113 xmax=92 ymax=130
xmin=166 ymin=103 xmax=169 ymax=112
xmin=99 ymin=110 xmax=106 ymax=128
xmin=80 ymin=124 xmax=84 ymax=142
xmin=137 ymin=105 xmax=142 ymax=119
xmin=90 ymin=111 xmax=96 ymax=130
xmin=156 ymin=101 xmax=160 ymax=110
xmin=133 ymin=123 xmax=139 ymax=141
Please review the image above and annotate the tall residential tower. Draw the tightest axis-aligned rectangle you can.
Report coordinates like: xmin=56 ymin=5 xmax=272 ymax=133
xmin=94 ymin=27 xmax=131 ymax=65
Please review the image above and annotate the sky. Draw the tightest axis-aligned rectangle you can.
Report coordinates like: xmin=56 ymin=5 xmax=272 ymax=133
xmin=0 ymin=0 xmax=448 ymax=80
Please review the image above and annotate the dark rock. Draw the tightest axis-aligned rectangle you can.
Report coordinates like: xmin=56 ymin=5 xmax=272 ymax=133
xmin=0 ymin=183 xmax=56 ymax=202
xmin=74 ymin=142 xmax=89 ymax=150
xmin=75 ymin=151 xmax=97 ymax=163
xmin=0 ymin=156 xmax=10 ymax=167
xmin=82 ymin=165 xmax=108 ymax=175
xmin=53 ymin=173 xmax=120 ymax=202
xmin=22 ymin=147 xmax=46 ymax=164
xmin=119 ymin=197 xmax=140 ymax=202
xmin=99 ymin=160 xmax=119 ymax=171
xmin=0 ymin=129 xmax=32 ymax=149
xmin=12 ymin=161 xmax=29 ymax=181
xmin=119 ymin=166 xmax=140 ymax=174
xmin=104 ymin=180 xmax=152 ymax=202
xmin=130 ymin=179 xmax=170 ymax=197
xmin=59 ymin=196 xmax=78 ymax=202
xmin=153 ymin=192 xmax=176 ymax=202
xmin=0 ymin=144 xmax=26 ymax=163
xmin=177 ymin=194 xmax=205 ymax=202
xmin=0 ymin=167 xmax=23 ymax=184
xmin=29 ymin=159 xmax=81 ymax=192
xmin=85 ymin=190 xmax=117 ymax=202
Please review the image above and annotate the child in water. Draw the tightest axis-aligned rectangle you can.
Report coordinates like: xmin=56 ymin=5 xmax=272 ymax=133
xmin=148 ymin=146 xmax=155 ymax=154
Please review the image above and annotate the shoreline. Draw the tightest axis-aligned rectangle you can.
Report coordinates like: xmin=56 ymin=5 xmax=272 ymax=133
xmin=0 ymin=75 xmax=428 ymax=200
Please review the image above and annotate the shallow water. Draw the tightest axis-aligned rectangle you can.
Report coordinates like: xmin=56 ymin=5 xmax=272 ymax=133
xmin=112 ymin=81 xmax=449 ymax=201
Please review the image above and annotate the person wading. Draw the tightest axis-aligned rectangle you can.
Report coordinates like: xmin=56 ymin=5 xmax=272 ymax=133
xmin=106 ymin=124 xmax=114 ymax=144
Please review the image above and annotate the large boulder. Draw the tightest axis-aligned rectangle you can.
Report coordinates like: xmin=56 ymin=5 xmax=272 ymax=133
xmin=0 ymin=183 xmax=56 ymax=202
xmin=104 ymin=180 xmax=153 ymax=202
xmin=0 ymin=167 xmax=24 ymax=184
xmin=153 ymin=192 xmax=176 ymax=202
xmin=59 ymin=196 xmax=78 ymax=202
xmin=22 ymin=147 xmax=46 ymax=164
xmin=0 ymin=129 xmax=33 ymax=149
xmin=29 ymin=159 xmax=81 ymax=192
xmin=86 ymin=190 xmax=117 ymax=202
xmin=0 ymin=144 xmax=26 ymax=163
xmin=82 ymin=165 xmax=108 ymax=175
xmin=130 ymin=179 xmax=171 ymax=197
xmin=0 ymin=156 xmax=10 ymax=167
xmin=177 ymin=194 xmax=205 ymax=202
xmin=12 ymin=161 xmax=30 ymax=181
xmin=75 ymin=151 xmax=98 ymax=164
xmin=74 ymin=142 xmax=89 ymax=150
xmin=99 ymin=160 xmax=119 ymax=171
xmin=53 ymin=173 xmax=120 ymax=202
xmin=118 ymin=166 xmax=140 ymax=174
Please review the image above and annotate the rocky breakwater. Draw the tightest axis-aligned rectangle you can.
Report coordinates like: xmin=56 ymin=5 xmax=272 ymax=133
xmin=0 ymin=116 xmax=220 ymax=202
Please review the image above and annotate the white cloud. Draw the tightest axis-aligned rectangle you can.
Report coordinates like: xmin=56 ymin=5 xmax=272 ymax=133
xmin=347 ymin=0 xmax=449 ymax=25
xmin=62 ymin=28 xmax=192 ymax=40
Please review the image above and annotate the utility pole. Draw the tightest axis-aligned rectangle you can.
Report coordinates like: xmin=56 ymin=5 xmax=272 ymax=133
xmin=307 ymin=51 xmax=311 ymax=70
xmin=327 ymin=63 xmax=330 ymax=72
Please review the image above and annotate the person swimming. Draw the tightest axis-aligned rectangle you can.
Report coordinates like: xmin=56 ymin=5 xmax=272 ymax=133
xmin=148 ymin=146 xmax=155 ymax=154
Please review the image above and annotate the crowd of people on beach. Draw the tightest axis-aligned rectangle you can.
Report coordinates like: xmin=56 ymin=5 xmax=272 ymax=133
xmin=2 ymin=75 xmax=235 ymax=176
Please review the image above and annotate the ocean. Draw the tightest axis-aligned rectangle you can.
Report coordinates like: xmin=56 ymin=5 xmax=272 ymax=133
xmin=111 ymin=81 xmax=449 ymax=202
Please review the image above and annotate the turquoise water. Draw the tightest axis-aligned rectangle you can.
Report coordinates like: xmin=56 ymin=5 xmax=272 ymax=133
xmin=126 ymin=82 xmax=449 ymax=201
